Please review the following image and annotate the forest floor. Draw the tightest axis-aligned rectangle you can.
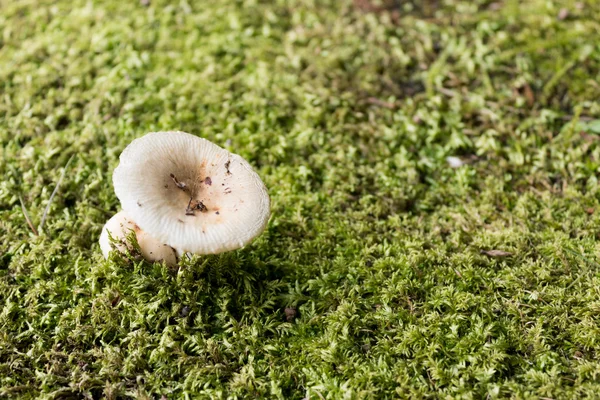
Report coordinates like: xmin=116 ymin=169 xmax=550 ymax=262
xmin=1 ymin=0 xmax=600 ymax=398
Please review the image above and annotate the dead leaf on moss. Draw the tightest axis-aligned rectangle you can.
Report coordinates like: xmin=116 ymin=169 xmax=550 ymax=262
xmin=481 ymin=249 xmax=513 ymax=257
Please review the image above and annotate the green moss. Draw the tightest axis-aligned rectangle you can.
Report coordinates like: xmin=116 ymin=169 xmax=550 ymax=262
xmin=1 ymin=0 xmax=600 ymax=398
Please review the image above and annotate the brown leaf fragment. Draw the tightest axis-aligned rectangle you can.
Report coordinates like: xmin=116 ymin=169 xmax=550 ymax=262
xmin=481 ymin=249 xmax=513 ymax=258
xmin=558 ymin=8 xmax=569 ymax=20
xmin=284 ymin=307 xmax=297 ymax=322
xmin=581 ymin=132 xmax=599 ymax=142
xmin=366 ymin=97 xmax=397 ymax=110
xmin=19 ymin=195 xmax=38 ymax=236
xmin=522 ymin=83 xmax=535 ymax=107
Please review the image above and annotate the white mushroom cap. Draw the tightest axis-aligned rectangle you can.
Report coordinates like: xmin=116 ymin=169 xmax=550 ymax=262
xmin=113 ymin=131 xmax=270 ymax=254
xmin=99 ymin=211 xmax=178 ymax=266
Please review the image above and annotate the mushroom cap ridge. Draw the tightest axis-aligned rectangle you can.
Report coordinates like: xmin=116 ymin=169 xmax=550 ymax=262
xmin=113 ymin=131 xmax=270 ymax=254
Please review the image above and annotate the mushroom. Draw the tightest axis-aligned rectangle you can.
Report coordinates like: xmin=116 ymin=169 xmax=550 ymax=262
xmin=99 ymin=211 xmax=178 ymax=266
xmin=112 ymin=131 xmax=270 ymax=255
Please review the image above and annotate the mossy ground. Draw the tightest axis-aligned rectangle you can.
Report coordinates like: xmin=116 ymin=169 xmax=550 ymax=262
xmin=1 ymin=0 xmax=600 ymax=398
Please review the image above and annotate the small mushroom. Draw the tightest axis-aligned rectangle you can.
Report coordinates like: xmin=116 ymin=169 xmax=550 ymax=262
xmin=99 ymin=211 xmax=178 ymax=266
xmin=113 ymin=131 xmax=270 ymax=255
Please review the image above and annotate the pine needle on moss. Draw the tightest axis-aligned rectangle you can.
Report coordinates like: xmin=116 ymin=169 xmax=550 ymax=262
xmin=18 ymin=195 xmax=38 ymax=236
xmin=39 ymin=155 xmax=75 ymax=233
